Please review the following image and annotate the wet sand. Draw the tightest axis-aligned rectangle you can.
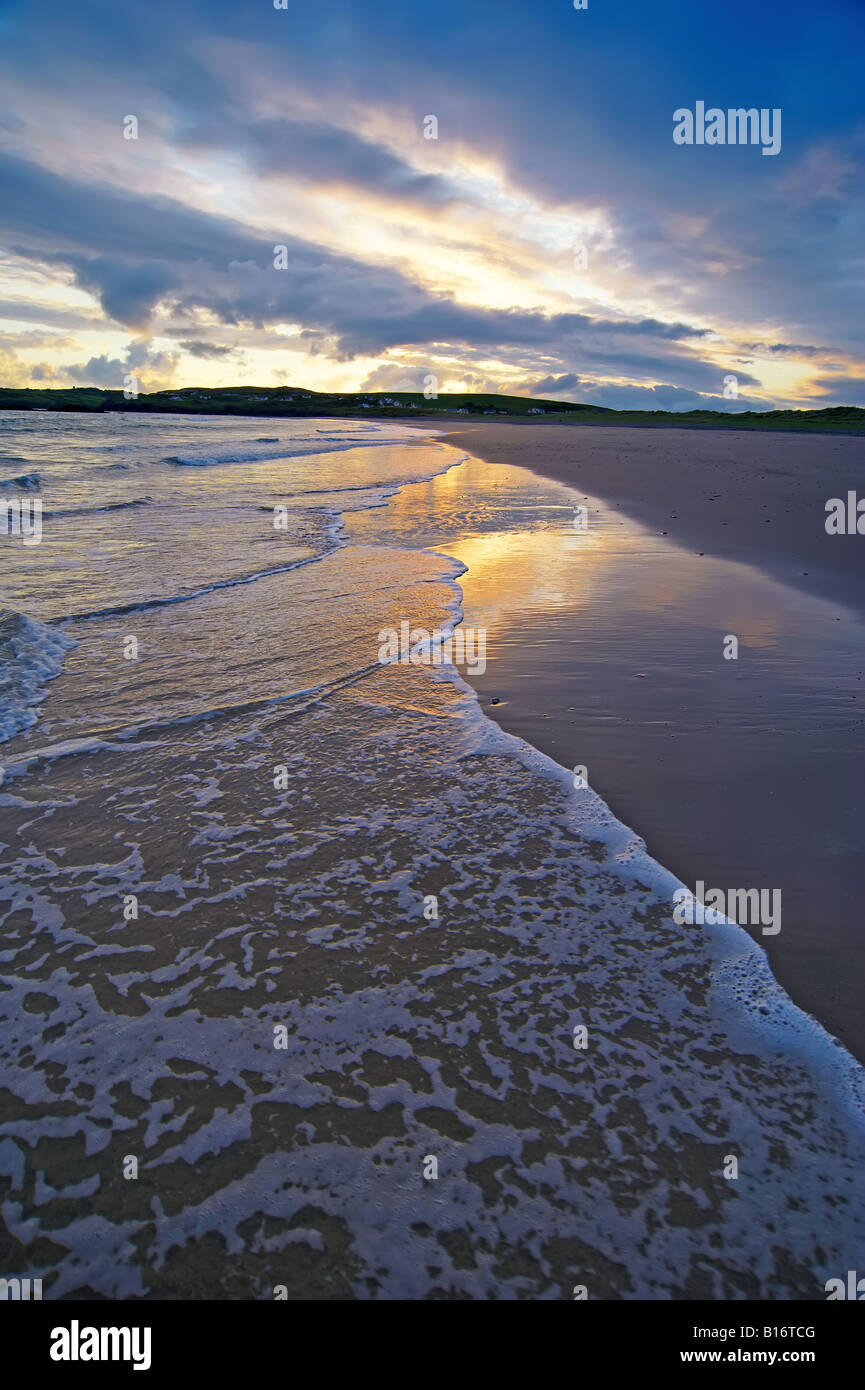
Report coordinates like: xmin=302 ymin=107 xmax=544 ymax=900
xmin=428 ymin=421 xmax=865 ymax=619
xmin=401 ymin=421 xmax=865 ymax=1060
xmin=3 ymin=413 xmax=865 ymax=1298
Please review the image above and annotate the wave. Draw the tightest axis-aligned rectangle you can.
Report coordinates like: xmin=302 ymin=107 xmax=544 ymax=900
xmin=0 ymin=470 xmax=40 ymax=490
xmin=0 ymin=663 xmax=381 ymax=775
xmin=455 ymin=675 xmax=865 ymax=1128
xmin=64 ymin=543 xmax=343 ymax=621
xmin=0 ymin=609 xmax=77 ymax=744
xmin=59 ymin=447 xmax=466 ymax=621
xmin=161 ymin=437 xmax=413 ymax=468
xmin=46 ymin=497 xmax=154 ymax=519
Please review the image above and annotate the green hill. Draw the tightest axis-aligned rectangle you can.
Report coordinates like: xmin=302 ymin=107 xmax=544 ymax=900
xmin=0 ymin=385 xmax=863 ymax=432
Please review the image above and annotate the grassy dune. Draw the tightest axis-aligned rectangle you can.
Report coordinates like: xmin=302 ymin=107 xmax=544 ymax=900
xmin=1 ymin=385 xmax=864 ymax=432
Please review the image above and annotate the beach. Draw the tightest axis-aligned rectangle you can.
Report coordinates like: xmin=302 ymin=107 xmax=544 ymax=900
xmin=432 ymin=421 xmax=865 ymax=617
xmin=1 ymin=411 xmax=864 ymax=1300
xmin=413 ymin=422 xmax=865 ymax=1063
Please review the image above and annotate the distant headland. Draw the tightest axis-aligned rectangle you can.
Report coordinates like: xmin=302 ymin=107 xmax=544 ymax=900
xmin=1 ymin=385 xmax=864 ymax=433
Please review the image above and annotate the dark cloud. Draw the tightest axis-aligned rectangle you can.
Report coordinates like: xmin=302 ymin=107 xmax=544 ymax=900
xmin=0 ymin=151 xmax=714 ymax=379
xmin=181 ymin=115 xmax=459 ymax=208
xmin=766 ymin=343 xmax=827 ymax=357
xmin=800 ymin=375 xmax=865 ymax=406
xmin=64 ymin=354 xmax=129 ymax=387
xmin=62 ymin=341 xmax=178 ymax=387
xmin=177 ymin=340 xmax=235 ymax=358
xmin=3 ymin=0 xmax=865 ymax=402
xmin=576 ymin=382 xmax=759 ymax=412
xmin=0 ymin=299 xmax=104 ymax=330
xmin=530 ymin=373 xmax=580 ymax=395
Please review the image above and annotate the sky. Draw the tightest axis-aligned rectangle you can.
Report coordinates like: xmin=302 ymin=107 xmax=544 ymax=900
xmin=0 ymin=0 xmax=864 ymax=410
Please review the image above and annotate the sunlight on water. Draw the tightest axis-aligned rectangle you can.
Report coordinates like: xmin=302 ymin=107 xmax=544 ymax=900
xmin=2 ymin=414 xmax=865 ymax=1301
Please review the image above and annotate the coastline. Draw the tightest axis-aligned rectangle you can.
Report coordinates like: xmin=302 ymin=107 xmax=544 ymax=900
xmin=416 ymin=419 xmax=865 ymax=619
xmin=2 ymin=412 xmax=865 ymax=1297
xmin=385 ymin=427 xmax=865 ymax=1061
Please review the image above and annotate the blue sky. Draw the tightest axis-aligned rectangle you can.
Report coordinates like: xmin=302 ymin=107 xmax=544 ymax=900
xmin=1 ymin=0 xmax=863 ymax=407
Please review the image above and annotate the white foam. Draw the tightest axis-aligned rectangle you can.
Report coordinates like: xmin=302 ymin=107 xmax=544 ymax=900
xmin=0 ymin=611 xmax=76 ymax=743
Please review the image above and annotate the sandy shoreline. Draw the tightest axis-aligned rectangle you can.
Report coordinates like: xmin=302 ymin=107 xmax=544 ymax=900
xmin=410 ymin=420 xmax=865 ymax=618
xmin=3 ymin=413 xmax=865 ymax=1297
xmin=396 ymin=422 xmax=865 ymax=1062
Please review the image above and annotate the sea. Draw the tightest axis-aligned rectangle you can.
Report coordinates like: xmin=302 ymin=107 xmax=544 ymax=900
xmin=1 ymin=410 xmax=864 ymax=1300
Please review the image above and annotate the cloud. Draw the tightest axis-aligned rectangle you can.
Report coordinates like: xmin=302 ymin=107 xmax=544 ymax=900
xmin=529 ymin=373 xmax=581 ymax=395
xmin=177 ymin=340 xmax=235 ymax=358
xmin=2 ymin=0 xmax=865 ymax=405
xmin=61 ymin=340 xmax=179 ymax=389
xmin=181 ymin=113 xmax=460 ymax=209
xmin=0 ymin=298 xmax=105 ymax=330
xmin=574 ymin=382 xmax=760 ymax=411
xmin=739 ymin=342 xmax=828 ymax=358
xmin=799 ymin=375 xmax=865 ymax=406
xmin=0 ymin=328 xmax=75 ymax=351
xmin=0 ymin=150 xmax=715 ymax=375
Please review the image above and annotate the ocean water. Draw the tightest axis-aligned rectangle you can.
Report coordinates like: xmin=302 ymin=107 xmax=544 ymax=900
xmin=1 ymin=411 xmax=864 ymax=1300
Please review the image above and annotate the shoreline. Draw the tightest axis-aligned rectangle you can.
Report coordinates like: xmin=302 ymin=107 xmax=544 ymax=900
xmin=412 ymin=419 xmax=865 ymax=619
xmin=381 ymin=435 xmax=865 ymax=1063
xmin=3 ymin=413 xmax=865 ymax=1296
xmin=5 ymin=397 xmax=865 ymax=433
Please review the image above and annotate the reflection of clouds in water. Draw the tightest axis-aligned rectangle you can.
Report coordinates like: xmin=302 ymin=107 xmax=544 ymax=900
xmin=348 ymin=453 xmax=848 ymax=662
